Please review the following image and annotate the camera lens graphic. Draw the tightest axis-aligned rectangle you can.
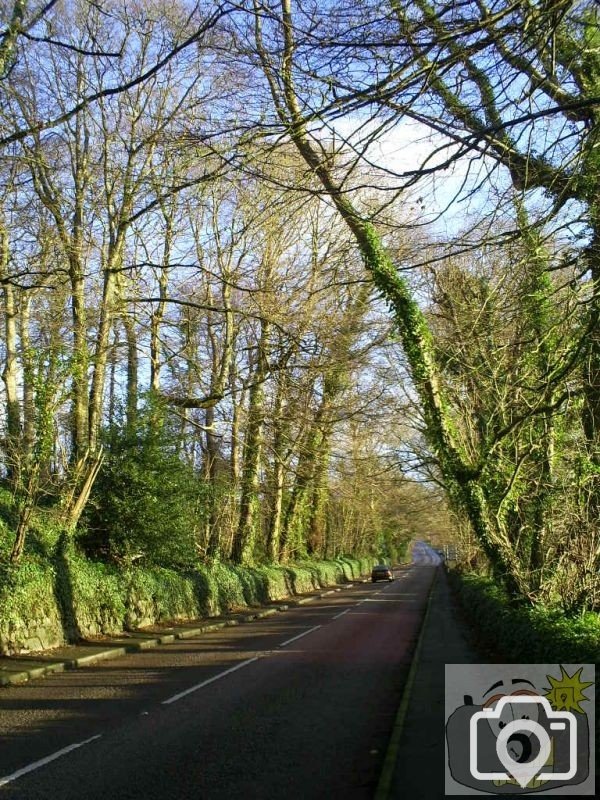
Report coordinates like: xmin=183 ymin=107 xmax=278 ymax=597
xmin=495 ymin=719 xmax=551 ymax=788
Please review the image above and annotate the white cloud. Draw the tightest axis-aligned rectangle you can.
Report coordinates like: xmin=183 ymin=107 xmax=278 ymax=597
xmin=328 ymin=115 xmax=500 ymax=230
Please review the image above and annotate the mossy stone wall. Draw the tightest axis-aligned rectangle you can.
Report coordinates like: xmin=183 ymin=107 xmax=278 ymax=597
xmin=0 ymin=553 xmax=376 ymax=656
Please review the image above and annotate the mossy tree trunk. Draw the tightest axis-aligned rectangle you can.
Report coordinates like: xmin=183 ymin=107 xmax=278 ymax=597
xmin=231 ymin=317 xmax=271 ymax=564
xmin=266 ymin=371 xmax=290 ymax=562
xmin=205 ymin=276 xmax=235 ymax=559
xmin=256 ymin=0 xmax=522 ymax=595
xmin=0 ymin=217 xmax=21 ymax=483
xmin=394 ymin=0 xmax=600 ymax=521
xmin=306 ymin=441 xmax=330 ymax=557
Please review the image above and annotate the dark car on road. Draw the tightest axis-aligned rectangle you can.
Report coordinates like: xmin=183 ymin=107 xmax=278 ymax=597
xmin=371 ymin=564 xmax=394 ymax=582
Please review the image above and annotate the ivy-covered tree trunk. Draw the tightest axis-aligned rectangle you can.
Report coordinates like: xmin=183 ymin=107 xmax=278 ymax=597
xmin=515 ymin=206 xmax=559 ymax=590
xmin=231 ymin=319 xmax=271 ymax=564
xmin=19 ymin=294 xmax=35 ymax=457
xmin=150 ymin=205 xmax=172 ymax=394
xmin=582 ymin=218 xmax=600 ymax=479
xmin=0 ymin=1 xmax=26 ymax=79
xmin=122 ymin=310 xmax=138 ymax=433
xmin=279 ymin=424 xmax=316 ymax=561
xmin=205 ymin=282 xmax=235 ymax=559
xmin=258 ymin=0 xmax=523 ymax=595
xmin=279 ymin=392 xmax=331 ymax=561
xmin=0 ymin=218 xmax=21 ymax=482
xmin=69 ymin=257 xmax=89 ymax=461
xmin=306 ymin=441 xmax=330 ymax=557
xmin=266 ymin=376 xmax=289 ymax=562
xmin=88 ymin=261 xmax=118 ymax=454
xmin=393 ymin=0 xmax=600 ymax=532
xmin=69 ymin=113 xmax=90 ymax=463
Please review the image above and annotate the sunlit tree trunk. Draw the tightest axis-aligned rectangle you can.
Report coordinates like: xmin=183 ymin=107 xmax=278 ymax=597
xmin=257 ymin=0 xmax=521 ymax=594
xmin=266 ymin=372 xmax=289 ymax=562
xmin=0 ymin=219 xmax=21 ymax=481
xmin=19 ymin=293 xmax=34 ymax=457
xmin=231 ymin=318 xmax=271 ymax=564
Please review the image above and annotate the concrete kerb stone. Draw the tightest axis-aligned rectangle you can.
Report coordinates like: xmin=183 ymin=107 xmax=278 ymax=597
xmin=0 ymin=661 xmax=67 ymax=686
xmin=294 ymin=596 xmax=317 ymax=605
xmin=0 ymin=579 xmax=365 ymax=687
xmin=69 ymin=647 xmax=129 ymax=668
xmin=130 ymin=637 xmax=161 ymax=651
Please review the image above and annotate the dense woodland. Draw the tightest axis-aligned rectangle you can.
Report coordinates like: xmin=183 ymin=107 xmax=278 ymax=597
xmin=0 ymin=1 xmax=598 ymax=613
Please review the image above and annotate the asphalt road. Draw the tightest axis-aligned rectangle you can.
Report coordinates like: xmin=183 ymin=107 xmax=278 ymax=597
xmin=0 ymin=558 xmax=438 ymax=800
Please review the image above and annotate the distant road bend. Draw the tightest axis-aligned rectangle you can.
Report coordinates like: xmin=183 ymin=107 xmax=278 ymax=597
xmin=0 ymin=544 xmax=442 ymax=799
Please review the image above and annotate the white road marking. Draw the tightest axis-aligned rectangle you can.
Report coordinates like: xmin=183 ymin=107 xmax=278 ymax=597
xmin=162 ymin=657 xmax=260 ymax=705
xmin=0 ymin=576 xmax=419 ymax=788
xmin=332 ymin=608 xmax=350 ymax=620
xmin=278 ymin=625 xmax=322 ymax=648
xmin=361 ymin=598 xmax=413 ymax=602
xmin=0 ymin=734 xmax=103 ymax=788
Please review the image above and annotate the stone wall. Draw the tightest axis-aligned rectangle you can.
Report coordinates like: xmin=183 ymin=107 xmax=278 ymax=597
xmin=0 ymin=555 xmax=375 ymax=656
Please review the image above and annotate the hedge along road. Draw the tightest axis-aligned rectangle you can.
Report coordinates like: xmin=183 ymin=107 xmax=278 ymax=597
xmin=0 ymin=554 xmax=439 ymax=800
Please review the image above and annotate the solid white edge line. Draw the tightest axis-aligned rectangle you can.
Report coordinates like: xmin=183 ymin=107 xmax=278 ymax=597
xmin=162 ymin=656 xmax=260 ymax=705
xmin=0 ymin=734 xmax=103 ymax=788
xmin=332 ymin=608 xmax=350 ymax=620
xmin=278 ymin=625 xmax=322 ymax=648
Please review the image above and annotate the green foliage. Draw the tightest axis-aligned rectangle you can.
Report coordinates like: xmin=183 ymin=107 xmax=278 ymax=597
xmin=0 ymin=536 xmax=375 ymax=652
xmin=0 ymin=558 xmax=57 ymax=625
xmin=378 ymin=529 xmax=411 ymax=566
xmin=61 ymin=544 xmax=127 ymax=635
xmin=0 ymin=483 xmax=64 ymax=562
xmin=450 ymin=570 xmax=600 ymax=663
xmin=124 ymin=566 xmax=202 ymax=626
xmin=0 ymin=557 xmax=64 ymax=654
xmin=0 ymin=486 xmax=14 ymax=560
xmin=206 ymin=560 xmax=250 ymax=611
xmin=232 ymin=565 xmax=271 ymax=606
xmin=81 ymin=403 xmax=205 ymax=568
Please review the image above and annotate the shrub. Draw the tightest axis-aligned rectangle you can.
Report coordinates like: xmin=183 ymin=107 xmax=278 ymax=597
xmin=450 ymin=570 xmax=600 ymax=663
xmin=80 ymin=405 xmax=205 ymax=568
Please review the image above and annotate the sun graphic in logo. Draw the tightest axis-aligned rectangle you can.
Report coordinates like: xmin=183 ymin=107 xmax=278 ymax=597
xmin=544 ymin=666 xmax=593 ymax=714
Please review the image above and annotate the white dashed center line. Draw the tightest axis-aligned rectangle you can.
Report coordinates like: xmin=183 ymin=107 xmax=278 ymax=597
xmin=278 ymin=625 xmax=322 ymax=648
xmin=0 ymin=734 xmax=103 ymax=788
xmin=162 ymin=656 xmax=260 ymax=705
xmin=332 ymin=608 xmax=350 ymax=620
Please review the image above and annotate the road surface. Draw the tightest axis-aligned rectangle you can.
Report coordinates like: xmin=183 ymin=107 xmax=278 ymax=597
xmin=0 ymin=547 xmax=440 ymax=799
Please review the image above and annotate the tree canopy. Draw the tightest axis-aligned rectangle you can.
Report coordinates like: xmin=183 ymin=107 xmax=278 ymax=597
xmin=0 ymin=0 xmax=598 ymax=610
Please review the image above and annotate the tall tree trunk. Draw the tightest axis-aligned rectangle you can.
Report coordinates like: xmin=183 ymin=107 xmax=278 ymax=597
xmin=0 ymin=220 xmax=21 ymax=482
xmin=68 ymin=98 xmax=90 ymax=461
xmin=266 ymin=376 xmax=289 ymax=562
xmin=280 ymin=419 xmax=320 ymax=561
xmin=231 ymin=320 xmax=270 ymax=564
xmin=0 ymin=1 xmax=26 ymax=79
xmin=582 ymin=219 xmax=600 ymax=468
xmin=122 ymin=310 xmax=138 ymax=432
xmin=150 ymin=214 xmax=171 ymax=394
xmin=19 ymin=293 xmax=35 ymax=457
xmin=69 ymin=256 xmax=89 ymax=460
xmin=204 ymin=402 xmax=222 ymax=557
xmin=306 ymin=439 xmax=330 ymax=557
xmin=265 ymin=0 xmax=522 ymax=595
xmin=88 ymin=251 xmax=120 ymax=454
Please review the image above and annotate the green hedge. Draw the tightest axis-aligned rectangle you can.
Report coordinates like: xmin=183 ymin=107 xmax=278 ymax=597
xmin=449 ymin=570 xmax=600 ymax=662
xmin=0 ymin=551 xmax=377 ymax=654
